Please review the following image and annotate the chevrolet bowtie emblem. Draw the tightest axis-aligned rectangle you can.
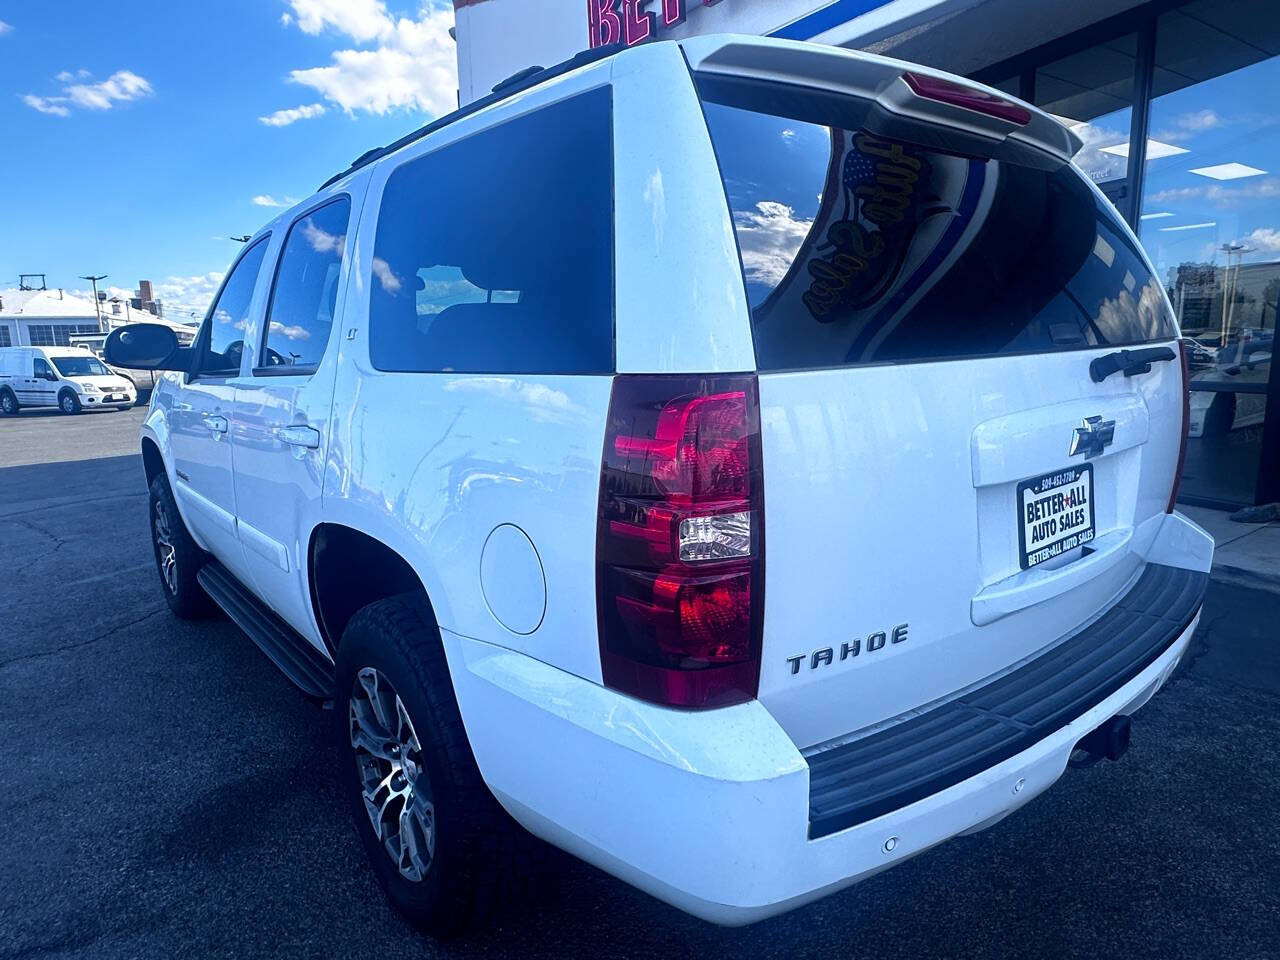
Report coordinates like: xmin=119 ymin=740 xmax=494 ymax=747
xmin=1069 ymin=416 xmax=1116 ymax=459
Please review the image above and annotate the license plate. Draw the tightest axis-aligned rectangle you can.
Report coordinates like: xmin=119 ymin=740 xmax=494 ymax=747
xmin=1017 ymin=465 xmax=1095 ymax=570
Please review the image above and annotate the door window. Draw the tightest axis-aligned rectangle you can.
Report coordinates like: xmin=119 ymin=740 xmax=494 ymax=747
xmin=258 ymin=198 xmax=351 ymax=372
xmin=196 ymin=236 xmax=271 ymax=376
xmin=33 ymin=358 xmax=54 ymax=380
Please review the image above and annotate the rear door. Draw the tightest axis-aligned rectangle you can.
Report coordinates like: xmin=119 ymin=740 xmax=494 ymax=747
xmin=231 ymin=191 xmax=360 ymax=648
xmin=695 ymin=66 xmax=1184 ymax=749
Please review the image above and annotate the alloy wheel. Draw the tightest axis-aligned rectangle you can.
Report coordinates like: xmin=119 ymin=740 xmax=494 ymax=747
xmin=350 ymin=667 xmax=436 ymax=882
xmin=61 ymin=394 xmax=76 ymax=413
xmin=153 ymin=498 xmax=178 ymax=594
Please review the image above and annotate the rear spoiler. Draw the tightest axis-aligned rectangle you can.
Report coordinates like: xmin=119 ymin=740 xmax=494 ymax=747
xmin=680 ymin=35 xmax=1082 ymax=163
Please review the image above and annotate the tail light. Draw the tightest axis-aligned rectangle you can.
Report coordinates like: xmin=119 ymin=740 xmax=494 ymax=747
xmin=903 ymin=71 xmax=1032 ymax=126
xmin=1167 ymin=339 xmax=1191 ymax=513
xmin=596 ymin=375 xmax=764 ymax=708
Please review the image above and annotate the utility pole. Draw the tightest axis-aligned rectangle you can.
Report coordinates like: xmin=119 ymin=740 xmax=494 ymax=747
xmin=80 ymin=274 xmax=108 ymax=333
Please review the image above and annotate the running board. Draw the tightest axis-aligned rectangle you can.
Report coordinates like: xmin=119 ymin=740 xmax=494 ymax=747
xmin=197 ymin=561 xmax=334 ymax=700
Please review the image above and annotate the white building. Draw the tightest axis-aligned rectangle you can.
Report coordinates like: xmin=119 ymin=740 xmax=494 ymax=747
xmin=0 ymin=287 xmax=103 ymax=349
xmin=0 ymin=283 xmax=195 ymax=349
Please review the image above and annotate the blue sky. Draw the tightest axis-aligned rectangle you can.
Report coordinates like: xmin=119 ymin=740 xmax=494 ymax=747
xmin=0 ymin=0 xmax=457 ymax=318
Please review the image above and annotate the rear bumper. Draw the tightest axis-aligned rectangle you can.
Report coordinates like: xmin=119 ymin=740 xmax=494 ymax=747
xmin=445 ymin=533 xmax=1210 ymax=925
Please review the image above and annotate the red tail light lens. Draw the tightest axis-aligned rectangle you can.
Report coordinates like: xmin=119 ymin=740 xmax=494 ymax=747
xmin=597 ymin=375 xmax=764 ymax=708
xmin=1167 ymin=339 xmax=1191 ymax=513
xmin=903 ymin=71 xmax=1032 ymax=126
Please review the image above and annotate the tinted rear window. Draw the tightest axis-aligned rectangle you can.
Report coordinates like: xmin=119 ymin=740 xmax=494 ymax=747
xmin=699 ymin=88 xmax=1177 ymax=371
xmin=369 ymin=88 xmax=614 ymax=375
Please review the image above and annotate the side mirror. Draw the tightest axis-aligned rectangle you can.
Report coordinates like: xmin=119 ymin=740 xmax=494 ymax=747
xmin=104 ymin=323 xmax=189 ymax=372
xmin=42 ymin=370 xmax=59 ymax=381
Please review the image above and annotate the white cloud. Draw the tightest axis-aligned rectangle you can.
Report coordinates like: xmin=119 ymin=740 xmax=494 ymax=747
xmin=153 ymin=273 xmax=226 ymax=320
xmin=0 ymin=20 xmax=12 ymax=35
xmin=302 ymin=221 xmax=346 ymax=256
xmin=267 ymin=320 xmax=311 ymax=340
xmin=282 ymin=5 xmax=457 ymax=118
xmin=22 ymin=69 xmax=152 ymax=117
xmin=372 ymin=257 xmax=402 ymax=293
xmin=252 ymin=194 xmax=299 ymax=208
xmin=1149 ymin=178 xmax=1280 ymax=208
xmin=1154 ymin=109 xmax=1224 ymax=142
xmin=1236 ymin=227 xmax=1280 ymax=254
xmin=281 ymin=12 xmax=293 ymax=27
xmin=22 ymin=94 xmax=70 ymax=117
xmin=259 ymin=102 xmax=326 ymax=126
xmin=286 ymin=0 xmax=394 ymax=43
xmin=733 ymin=201 xmax=815 ymax=288
xmin=67 ymin=70 xmax=152 ymax=109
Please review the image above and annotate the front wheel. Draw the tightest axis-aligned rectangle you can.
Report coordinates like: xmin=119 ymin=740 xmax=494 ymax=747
xmin=148 ymin=473 xmax=216 ymax=618
xmin=335 ymin=596 xmax=535 ymax=937
xmin=58 ymin=390 xmax=82 ymax=415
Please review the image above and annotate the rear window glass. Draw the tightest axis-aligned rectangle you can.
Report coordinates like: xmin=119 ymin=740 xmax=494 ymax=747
xmin=699 ymin=88 xmax=1177 ymax=371
xmin=368 ymin=88 xmax=614 ymax=375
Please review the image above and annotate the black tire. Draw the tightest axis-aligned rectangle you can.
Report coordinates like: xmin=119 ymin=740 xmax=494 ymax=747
xmin=0 ymin=390 xmax=17 ymax=416
xmin=335 ymin=595 xmax=534 ymax=937
xmin=58 ymin=389 xmax=82 ymax=415
xmin=148 ymin=473 xmax=217 ymax=619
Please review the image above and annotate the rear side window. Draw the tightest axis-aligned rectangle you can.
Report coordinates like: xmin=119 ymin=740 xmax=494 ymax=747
xmin=699 ymin=88 xmax=1178 ymax=371
xmin=368 ymin=88 xmax=614 ymax=375
xmin=259 ymin=198 xmax=351 ymax=372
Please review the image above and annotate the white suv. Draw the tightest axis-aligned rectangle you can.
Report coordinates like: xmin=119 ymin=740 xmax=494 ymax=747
xmin=106 ymin=36 xmax=1214 ymax=935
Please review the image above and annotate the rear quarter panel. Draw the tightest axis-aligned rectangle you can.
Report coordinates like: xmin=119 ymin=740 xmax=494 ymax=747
xmin=322 ymin=63 xmax=620 ymax=683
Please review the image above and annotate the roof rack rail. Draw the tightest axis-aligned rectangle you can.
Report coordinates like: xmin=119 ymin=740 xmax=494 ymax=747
xmin=317 ymin=42 xmax=626 ymax=192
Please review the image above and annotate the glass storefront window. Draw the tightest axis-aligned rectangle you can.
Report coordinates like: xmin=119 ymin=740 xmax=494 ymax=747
xmin=1034 ymin=35 xmax=1138 ymax=208
xmin=1139 ymin=0 xmax=1280 ymax=505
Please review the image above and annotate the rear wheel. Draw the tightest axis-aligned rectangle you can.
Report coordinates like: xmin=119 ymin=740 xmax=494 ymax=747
xmin=148 ymin=473 xmax=216 ymax=618
xmin=335 ymin=595 xmax=534 ymax=937
xmin=58 ymin=390 xmax=81 ymax=415
xmin=0 ymin=390 xmax=17 ymax=416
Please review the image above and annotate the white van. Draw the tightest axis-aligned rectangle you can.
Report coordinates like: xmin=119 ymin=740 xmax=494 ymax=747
xmin=105 ymin=36 xmax=1213 ymax=936
xmin=0 ymin=345 xmax=137 ymax=415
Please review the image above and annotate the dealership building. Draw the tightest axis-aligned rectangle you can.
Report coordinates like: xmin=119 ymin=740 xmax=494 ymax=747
xmin=454 ymin=0 xmax=1279 ymax=509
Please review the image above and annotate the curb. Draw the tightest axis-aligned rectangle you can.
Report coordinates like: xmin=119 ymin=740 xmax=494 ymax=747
xmin=1209 ymin=563 xmax=1280 ymax=595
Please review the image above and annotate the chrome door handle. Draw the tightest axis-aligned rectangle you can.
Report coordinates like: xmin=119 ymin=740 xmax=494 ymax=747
xmin=277 ymin=425 xmax=321 ymax=449
xmin=202 ymin=414 xmax=229 ymax=435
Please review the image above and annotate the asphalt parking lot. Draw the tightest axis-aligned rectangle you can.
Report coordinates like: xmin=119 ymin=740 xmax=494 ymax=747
xmin=1 ymin=407 xmax=1278 ymax=960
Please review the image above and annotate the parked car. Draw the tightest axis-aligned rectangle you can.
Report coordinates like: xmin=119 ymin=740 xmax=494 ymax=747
xmin=105 ymin=35 xmax=1214 ymax=936
xmin=0 ymin=345 xmax=137 ymax=415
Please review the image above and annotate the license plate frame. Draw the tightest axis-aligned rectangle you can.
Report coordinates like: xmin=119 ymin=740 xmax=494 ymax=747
xmin=1017 ymin=464 xmax=1095 ymax=570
